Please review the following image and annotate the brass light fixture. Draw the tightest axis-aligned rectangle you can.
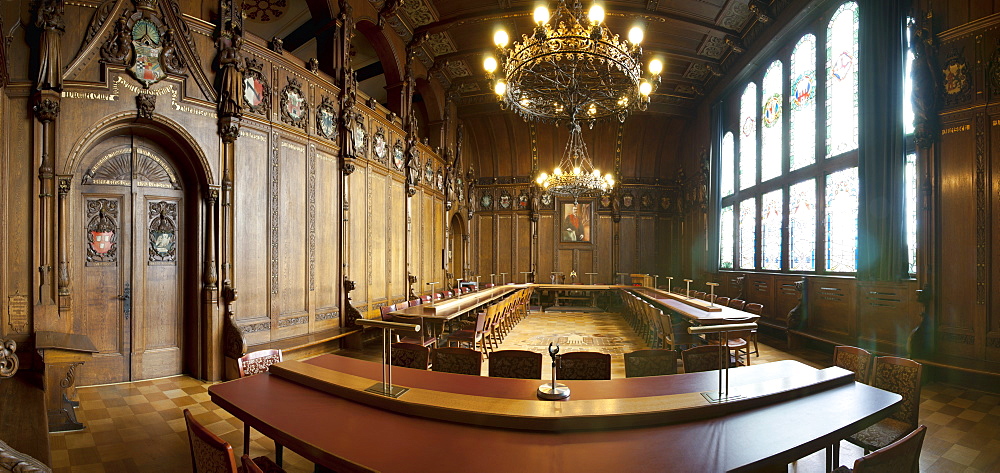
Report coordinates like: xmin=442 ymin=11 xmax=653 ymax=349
xmin=485 ymin=1 xmax=661 ymax=199
xmin=484 ymin=0 xmax=662 ymax=125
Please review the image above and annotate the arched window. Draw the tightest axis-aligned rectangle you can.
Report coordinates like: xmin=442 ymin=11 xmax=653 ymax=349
xmin=760 ymin=190 xmax=783 ymax=270
xmin=739 ymin=198 xmax=757 ymax=269
xmin=720 ymin=205 xmax=734 ymax=269
xmin=790 ymin=34 xmax=816 ymax=171
xmin=826 ymin=2 xmax=859 ymax=158
xmin=739 ymin=83 xmax=757 ymax=190
xmin=760 ymin=61 xmax=784 ymax=183
xmin=721 ymin=132 xmax=735 ymax=198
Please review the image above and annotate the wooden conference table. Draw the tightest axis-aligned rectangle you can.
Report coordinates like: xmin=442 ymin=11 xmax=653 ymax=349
xmin=209 ymin=355 xmax=900 ymax=473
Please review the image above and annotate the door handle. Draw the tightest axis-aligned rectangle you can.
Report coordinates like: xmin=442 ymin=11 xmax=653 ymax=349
xmin=119 ymin=283 xmax=131 ymax=320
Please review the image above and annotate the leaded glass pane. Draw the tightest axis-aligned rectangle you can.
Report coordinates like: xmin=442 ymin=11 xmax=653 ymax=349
xmin=825 ymin=167 xmax=858 ymax=272
xmin=739 ymin=198 xmax=757 ymax=269
xmin=790 ymin=34 xmax=816 ymax=171
xmin=761 ymin=190 xmax=783 ymax=270
xmin=904 ymin=49 xmax=915 ymax=136
xmin=761 ymin=61 xmax=784 ymax=182
xmin=826 ymin=2 xmax=859 ymax=158
xmin=789 ymin=179 xmax=816 ymax=271
xmin=906 ymin=153 xmax=917 ymax=274
xmin=721 ymin=132 xmax=735 ymax=197
xmin=720 ymin=205 xmax=735 ymax=269
xmin=740 ymin=83 xmax=758 ymax=190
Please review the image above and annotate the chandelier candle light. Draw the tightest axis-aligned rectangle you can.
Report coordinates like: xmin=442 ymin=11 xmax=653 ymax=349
xmin=485 ymin=0 xmax=662 ymax=201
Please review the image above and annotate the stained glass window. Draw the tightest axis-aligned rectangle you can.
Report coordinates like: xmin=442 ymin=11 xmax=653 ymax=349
xmin=760 ymin=61 xmax=784 ymax=182
xmin=904 ymin=21 xmax=915 ymax=136
xmin=905 ymin=153 xmax=917 ymax=274
xmin=739 ymin=198 xmax=757 ymax=269
xmin=740 ymin=83 xmax=758 ymax=190
xmin=826 ymin=2 xmax=859 ymax=158
xmin=790 ymin=34 xmax=816 ymax=171
xmin=789 ymin=179 xmax=816 ymax=271
xmin=761 ymin=190 xmax=783 ymax=270
xmin=825 ymin=168 xmax=858 ymax=272
xmin=720 ymin=205 xmax=735 ymax=269
xmin=721 ymin=132 xmax=735 ymax=197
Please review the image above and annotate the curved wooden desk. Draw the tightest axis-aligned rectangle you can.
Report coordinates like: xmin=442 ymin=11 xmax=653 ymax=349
xmin=209 ymin=355 xmax=900 ymax=473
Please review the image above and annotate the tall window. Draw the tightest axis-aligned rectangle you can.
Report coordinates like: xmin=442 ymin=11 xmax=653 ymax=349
xmin=761 ymin=61 xmax=784 ymax=182
xmin=740 ymin=84 xmax=758 ymax=190
xmin=826 ymin=2 xmax=859 ymax=158
xmin=790 ymin=35 xmax=816 ymax=171
xmin=717 ymin=1 xmax=860 ymax=274
xmin=721 ymin=132 xmax=735 ymax=198
xmin=904 ymin=20 xmax=918 ymax=275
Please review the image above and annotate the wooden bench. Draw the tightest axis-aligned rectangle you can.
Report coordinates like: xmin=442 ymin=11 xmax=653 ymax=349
xmin=223 ymin=314 xmax=361 ymax=380
xmin=0 ymin=340 xmax=51 ymax=471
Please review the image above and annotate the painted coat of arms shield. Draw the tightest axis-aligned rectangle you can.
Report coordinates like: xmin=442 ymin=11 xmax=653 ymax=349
xmin=130 ymin=19 xmax=166 ymax=87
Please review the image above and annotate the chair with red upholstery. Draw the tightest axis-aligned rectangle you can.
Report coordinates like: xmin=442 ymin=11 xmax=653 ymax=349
xmin=714 ymin=296 xmax=731 ymax=307
xmin=624 ymin=349 xmax=677 ymax=377
xmin=681 ymin=345 xmax=723 ymax=373
xmin=833 ymin=425 xmax=927 ymax=473
xmin=184 ymin=409 xmax=284 ymax=473
xmin=380 ymin=304 xmax=395 ymax=321
xmin=558 ymin=351 xmax=611 ymax=380
xmin=235 ymin=350 xmax=285 ymax=464
xmin=390 ymin=342 xmax=431 ymax=370
xmin=488 ymin=350 xmax=543 ymax=379
xmin=728 ymin=299 xmax=747 ymax=310
xmin=392 ymin=314 xmax=438 ymax=348
xmin=431 ymin=347 xmax=482 ymax=375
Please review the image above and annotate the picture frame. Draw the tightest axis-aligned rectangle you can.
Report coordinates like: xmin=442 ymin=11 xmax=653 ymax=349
xmin=560 ymin=201 xmax=592 ymax=243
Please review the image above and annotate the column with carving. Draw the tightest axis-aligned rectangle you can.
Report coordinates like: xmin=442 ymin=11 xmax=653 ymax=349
xmin=202 ymin=190 xmax=220 ymax=379
xmin=216 ymin=0 xmax=243 ymax=329
xmin=57 ymin=177 xmax=71 ymax=316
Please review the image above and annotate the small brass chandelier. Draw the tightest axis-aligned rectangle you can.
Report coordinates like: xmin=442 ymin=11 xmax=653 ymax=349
xmin=483 ymin=0 xmax=663 ymax=125
xmin=535 ymin=116 xmax=615 ymax=202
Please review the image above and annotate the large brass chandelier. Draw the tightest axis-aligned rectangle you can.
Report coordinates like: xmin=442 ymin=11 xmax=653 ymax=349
xmin=484 ymin=0 xmax=661 ymax=199
xmin=535 ymin=118 xmax=615 ymax=201
xmin=483 ymin=0 xmax=662 ymax=124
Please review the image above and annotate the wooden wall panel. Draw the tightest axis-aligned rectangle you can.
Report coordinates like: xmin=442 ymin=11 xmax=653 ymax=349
xmin=349 ymin=166 xmax=368 ymax=306
xmin=538 ymin=214 xmax=554 ymax=281
xmin=991 ymin=109 xmax=1000 ymax=361
xmin=234 ymin=127 xmax=270 ymax=321
xmin=390 ymin=179 xmax=405 ymax=300
xmin=856 ymin=281 xmax=921 ymax=353
xmin=937 ymin=114 xmax=977 ymax=356
xmin=771 ymin=276 xmax=801 ymax=325
xmin=516 ymin=216 xmax=531 ymax=282
xmin=423 ymin=192 xmax=434 ymax=289
xmin=314 ymin=150 xmax=339 ymax=317
xmin=368 ymin=172 xmax=387 ymax=304
xmin=435 ymin=197 xmax=445 ymax=286
xmin=558 ymin=250 xmax=574 ymax=277
xmin=806 ymin=277 xmax=855 ymax=338
xmin=619 ymin=216 xmax=636 ymax=279
xmin=279 ymin=138 xmax=308 ymax=317
xmin=745 ymin=274 xmax=774 ymax=318
xmin=597 ymin=216 xmax=613 ymax=284
xmin=477 ymin=214 xmax=493 ymax=278
xmin=638 ymin=216 xmax=656 ymax=274
xmin=497 ymin=215 xmax=513 ymax=281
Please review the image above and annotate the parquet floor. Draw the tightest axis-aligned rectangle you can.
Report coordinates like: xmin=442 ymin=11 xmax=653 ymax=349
xmin=48 ymin=309 xmax=1000 ymax=472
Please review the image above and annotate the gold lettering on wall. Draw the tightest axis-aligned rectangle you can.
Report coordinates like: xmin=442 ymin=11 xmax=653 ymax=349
xmin=281 ymin=142 xmax=306 ymax=153
xmin=7 ymin=292 xmax=28 ymax=333
xmin=61 ymin=91 xmax=119 ymax=101
xmin=240 ymin=130 xmax=267 ymax=142
xmin=942 ymin=124 xmax=971 ymax=135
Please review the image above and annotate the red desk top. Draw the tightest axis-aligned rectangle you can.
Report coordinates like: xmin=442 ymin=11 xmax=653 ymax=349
xmin=209 ymin=355 xmax=900 ymax=473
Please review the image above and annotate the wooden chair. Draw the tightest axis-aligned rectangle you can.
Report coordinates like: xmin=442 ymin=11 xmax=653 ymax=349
xmin=558 ymin=352 xmax=611 ymax=380
xmin=236 ymin=349 xmax=284 ymax=465
xmin=431 ymin=347 xmax=482 ymax=375
xmin=392 ymin=314 xmax=438 ymax=348
xmin=488 ymin=350 xmax=543 ymax=379
xmin=624 ymin=349 xmax=677 ymax=377
xmin=681 ymin=345 xmax=723 ymax=373
xmin=379 ymin=304 xmax=395 ymax=321
xmin=834 ymin=346 xmax=874 ymax=384
xmin=184 ymin=409 xmax=284 ymax=473
xmin=714 ymin=296 xmax=731 ymax=307
xmin=408 ymin=299 xmax=422 ymax=307
xmin=743 ymin=303 xmax=763 ymax=356
xmin=846 ymin=357 xmax=922 ymax=454
xmin=834 ymin=425 xmax=927 ymax=473
xmin=390 ymin=342 xmax=431 ymax=369
xmin=728 ymin=299 xmax=746 ymax=311
xmin=706 ymin=318 xmax=753 ymax=366
xmin=445 ymin=310 xmax=488 ymax=355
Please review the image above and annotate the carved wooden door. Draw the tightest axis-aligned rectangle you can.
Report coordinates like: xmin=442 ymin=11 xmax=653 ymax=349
xmin=77 ymin=139 xmax=186 ymax=385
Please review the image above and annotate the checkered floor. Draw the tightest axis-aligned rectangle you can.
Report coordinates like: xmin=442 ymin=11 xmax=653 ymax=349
xmin=49 ymin=309 xmax=1000 ymax=472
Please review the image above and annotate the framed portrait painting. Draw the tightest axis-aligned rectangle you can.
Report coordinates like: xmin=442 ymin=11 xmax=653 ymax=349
xmin=560 ymin=201 xmax=592 ymax=243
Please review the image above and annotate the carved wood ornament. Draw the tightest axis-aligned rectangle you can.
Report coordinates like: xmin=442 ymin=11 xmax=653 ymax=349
xmin=280 ymin=76 xmax=308 ymax=129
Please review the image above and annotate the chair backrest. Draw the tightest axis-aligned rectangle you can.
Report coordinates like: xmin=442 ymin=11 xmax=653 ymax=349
xmin=851 ymin=424 xmax=927 ymax=473
xmin=390 ymin=342 xmax=431 ymax=369
xmin=488 ymin=350 xmax=543 ymax=379
xmin=871 ymin=356 xmax=922 ymax=427
xmin=380 ymin=304 xmax=395 ymax=321
xmin=184 ymin=408 xmax=238 ymax=473
xmin=681 ymin=345 xmax=723 ymax=373
xmin=408 ymin=299 xmax=421 ymax=307
xmin=431 ymin=347 xmax=482 ymax=375
xmin=744 ymin=302 xmax=763 ymax=315
xmin=833 ymin=345 xmax=874 ymax=384
xmin=728 ymin=299 xmax=747 ymax=310
xmin=558 ymin=352 xmax=611 ymax=380
xmin=714 ymin=296 xmax=731 ymax=306
xmin=624 ymin=349 xmax=677 ymax=377
xmin=241 ymin=455 xmax=263 ymax=473
xmin=237 ymin=349 xmax=283 ymax=378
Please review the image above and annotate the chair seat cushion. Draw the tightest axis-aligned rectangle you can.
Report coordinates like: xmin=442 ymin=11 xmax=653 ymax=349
xmin=447 ymin=329 xmax=477 ymax=342
xmin=848 ymin=418 xmax=912 ymax=451
xmin=398 ymin=335 xmax=437 ymax=347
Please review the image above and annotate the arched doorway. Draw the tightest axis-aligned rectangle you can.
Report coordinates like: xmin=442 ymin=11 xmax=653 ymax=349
xmin=71 ymin=128 xmax=204 ymax=385
xmin=450 ymin=213 xmax=466 ymax=284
